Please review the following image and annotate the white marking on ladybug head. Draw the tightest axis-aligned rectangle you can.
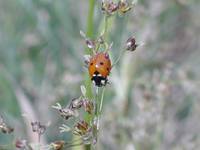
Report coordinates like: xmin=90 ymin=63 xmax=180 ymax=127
xmin=97 ymin=74 xmax=102 ymax=77
xmin=95 ymin=64 xmax=98 ymax=68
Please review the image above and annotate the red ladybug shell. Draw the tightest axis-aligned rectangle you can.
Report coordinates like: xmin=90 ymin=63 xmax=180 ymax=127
xmin=88 ymin=52 xmax=111 ymax=86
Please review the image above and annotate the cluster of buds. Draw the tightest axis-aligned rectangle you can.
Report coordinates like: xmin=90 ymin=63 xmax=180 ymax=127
xmin=31 ymin=121 xmax=46 ymax=136
xmin=53 ymin=97 xmax=94 ymax=121
xmin=101 ymin=0 xmax=134 ymax=16
xmin=52 ymin=86 xmax=96 ymax=146
xmin=0 ymin=115 xmax=14 ymax=134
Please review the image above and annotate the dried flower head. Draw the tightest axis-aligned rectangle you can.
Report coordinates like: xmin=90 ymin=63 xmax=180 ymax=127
xmin=80 ymin=30 xmax=96 ymax=49
xmin=86 ymin=39 xmax=96 ymax=49
xmin=73 ymin=121 xmax=91 ymax=136
xmin=118 ymin=0 xmax=133 ymax=15
xmin=60 ymin=108 xmax=78 ymax=120
xmin=0 ymin=116 xmax=14 ymax=134
xmin=50 ymin=140 xmax=65 ymax=150
xmin=84 ymin=55 xmax=91 ymax=67
xmin=82 ymin=99 xmax=94 ymax=114
xmin=69 ymin=98 xmax=83 ymax=110
xmin=101 ymin=0 xmax=118 ymax=15
xmin=52 ymin=103 xmax=78 ymax=120
xmin=126 ymin=36 xmax=138 ymax=51
xmin=31 ymin=121 xmax=46 ymax=135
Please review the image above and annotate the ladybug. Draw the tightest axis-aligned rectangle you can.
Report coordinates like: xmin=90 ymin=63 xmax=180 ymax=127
xmin=88 ymin=52 xmax=112 ymax=87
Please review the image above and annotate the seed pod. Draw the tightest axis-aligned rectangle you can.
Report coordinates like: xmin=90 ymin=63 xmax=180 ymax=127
xmin=101 ymin=0 xmax=118 ymax=15
xmin=1 ymin=126 xmax=14 ymax=134
xmin=73 ymin=121 xmax=90 ymax=136
xmin=0 ymin=116 xmax=14 ymax=134
xmin=118 ymin=0 xmax=132 ymax=15
xmin=126 ymin=36 xmax=138 ymax=51
xmin=69 ymin=98 xmax=83 ymax=110
xmin=82 ymin=99 xmax=94 ymax=114
xmin=31 ymin=121 xmax=46 ymax=135
xmin=59 ymin=108 xmax=78 ymax=120
xmin=51 ymin=140 xmax=65 ymax=150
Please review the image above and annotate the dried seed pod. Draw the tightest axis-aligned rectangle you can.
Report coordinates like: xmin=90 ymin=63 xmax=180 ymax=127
xmin=1 ymin=126 xmax=14 ymax=134
xmin=80 ymin=30 xmax=96 ymax=49
xmin=0 ymin=116 xmax=14 ymax=134
xmin=59 ymin=108 xmax=78 ymax=120
xmin=101 ymin=0 xmax=118 ymax=15
xmin=126 ymin=36 xmax=138 ymax=51
xmin=69 ymin=98 xmax=83 ymax=110
xmin=83 ymin=55 xmax=91 ymax=67
xmin=73 ymin=121 xmax=90 ymax=136
xmin=118 ymin=0 xmax=132 ymax=15
xmin=51 ymin=140 xmax=65 ymax=150
xmin=86 ymin=39 xmax=96 ymax=49
xmin=31 ymin=121 xmax=46 ymax=135
xmin=52 ymin=103 xmax=78 ymax=120
xmin=31 ymin=121 xmax=39 ymax=132
xmin=38 ymin=124 xmax=46 ymax=135
xmin=82 ymin=99 xmax=94 ymax=114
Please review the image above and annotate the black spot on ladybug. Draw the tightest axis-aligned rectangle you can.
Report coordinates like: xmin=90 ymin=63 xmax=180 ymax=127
xmin=107 ymin=68 xmax=109 ymax=71
xmin=90 ymin=62 xmax=93 ymax=66
xmin=100 ymin=62 xmax=104 ymax=65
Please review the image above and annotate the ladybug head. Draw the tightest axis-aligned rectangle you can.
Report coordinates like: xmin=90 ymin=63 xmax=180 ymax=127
xmin=91 ymin=71 xmax=108 ymax=87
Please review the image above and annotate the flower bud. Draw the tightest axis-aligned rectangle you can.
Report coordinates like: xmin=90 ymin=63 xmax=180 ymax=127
xmin=86 ymin=39 xmax=96 ymax=49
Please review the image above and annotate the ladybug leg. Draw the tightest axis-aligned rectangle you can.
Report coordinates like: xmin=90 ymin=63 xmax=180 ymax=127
xmin=100 ymin=78 xmax=107 ymax=86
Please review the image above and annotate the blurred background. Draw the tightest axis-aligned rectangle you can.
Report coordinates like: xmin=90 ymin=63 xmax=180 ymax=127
xmin=0 ymin=0 xmax=200 ymax=149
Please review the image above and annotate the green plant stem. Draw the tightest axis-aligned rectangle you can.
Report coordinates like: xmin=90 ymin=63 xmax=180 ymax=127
xmin=95 ymin=87 xmax=99 ymax=116
xmin=84 ymin=2 xmax=111 ymax=150
xmin=84 ymin=0 xmax=95 ymax=100
xmin=103 ymin=16 xmax=109 ymax=40
xmin=86 ymin=0 xmax=95 ymax=39
xmin=99 ymin=87 xmax=106 ymax=115
xmin=84 ymin=1 xmax=95 ymax=150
